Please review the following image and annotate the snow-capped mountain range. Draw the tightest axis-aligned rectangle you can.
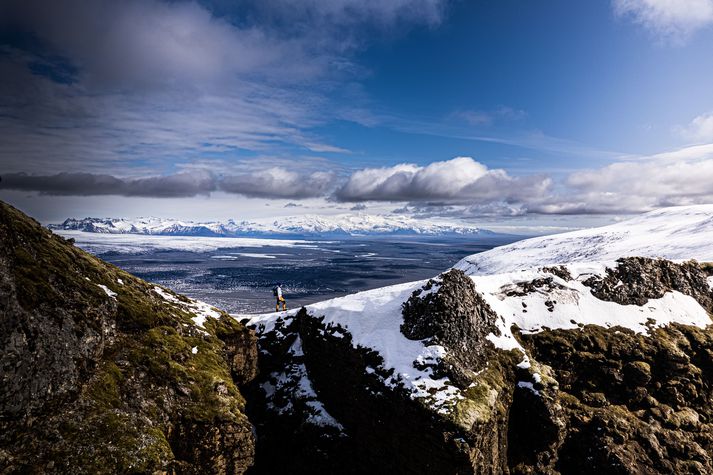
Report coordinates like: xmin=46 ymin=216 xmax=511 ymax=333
xmin=455 ymin=204 xmax=713 ymax=275
xmin=49 ymin=214 xmax=500 ymax=238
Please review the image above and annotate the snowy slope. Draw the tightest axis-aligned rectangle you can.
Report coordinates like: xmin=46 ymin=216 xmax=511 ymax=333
xmin=455 ymin=205 xmax=713 ymax=275
xmin=49 ymin=214 xmax=499 ymax=238
xmin=247 ymin=205 xmax=713 ymax=414
xmin=248 ymin=261 xmax=712 ymax=413
xmin=249 ymin=279 xmax=462 ymax=413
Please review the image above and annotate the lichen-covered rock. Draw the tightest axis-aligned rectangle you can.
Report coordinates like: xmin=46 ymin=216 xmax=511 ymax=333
xmin=0 ymin=201 xmax=258 ymax=474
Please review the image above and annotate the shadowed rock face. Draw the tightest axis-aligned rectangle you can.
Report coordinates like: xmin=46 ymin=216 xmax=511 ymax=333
xmin=518 ymin=323 xmax=713 ymax=474
xmin=246 ymin=308 xmax=518 ymax=475
xmin=0 ymin=201 xmax=258 ymax=474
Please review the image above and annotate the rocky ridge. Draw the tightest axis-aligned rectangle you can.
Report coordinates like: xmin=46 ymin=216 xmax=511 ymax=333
xmin=246 ymin=256 xmax=713 ymax=474
xmin=0 ymin=201 xmax=258 ymax=474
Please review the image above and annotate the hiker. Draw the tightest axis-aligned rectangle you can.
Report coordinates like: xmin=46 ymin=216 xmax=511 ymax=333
xmin=273 ymin=283 xmax=287 ymax=312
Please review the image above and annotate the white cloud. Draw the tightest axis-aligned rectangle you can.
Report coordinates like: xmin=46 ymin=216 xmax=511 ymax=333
xmin=613 ymin=0 xmax=713 ymax=42
xmin=675 ymin=112 xmax=713 ymax=142
xmin=2 ymin=0 xmax=314 ymax=88
xmin=452 ymin=106 xmax=527 ymax=126
xmin=540 ymin=143 xmax=713 ymax=213
xmin=336 ymin=147 xmax=713 ymax=216
xmin=334 ymin=156 xmax=551 ymax=203
xmin=6 ymin=146 xmax=713 ymax=217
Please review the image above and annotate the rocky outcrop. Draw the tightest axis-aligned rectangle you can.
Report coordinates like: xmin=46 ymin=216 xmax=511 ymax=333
xmin=402 ymin=269 xmax=501 ymax=385
xmin=0 ymin=201 xmax=258 ymax=474
xmin=583 ymin=257 xmax=713 ymax=311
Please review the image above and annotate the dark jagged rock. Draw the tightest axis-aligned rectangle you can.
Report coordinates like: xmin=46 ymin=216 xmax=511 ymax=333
xmin=541 ymin=265 xmax=573 ymax=281
xmin=219 ymin=325 xmax=259 ymax=385
xmin=583 ymin=257 xmax=713 ymax=311
xmin=0 ymin=201 xmax=258 ymax=474
xmin=401 ymin=269 xmax=500 ymax=384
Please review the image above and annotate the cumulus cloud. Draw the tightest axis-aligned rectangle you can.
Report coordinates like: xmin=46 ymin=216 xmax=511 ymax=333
xmin=613 ymin=0 xmax=713 ymax=42
xmin=336 ymin=149 xmax=713 ymax=216
xmin=334 ymin=157 xmax=551 ymax=203
xmin=536 ymin=144 xmax=713 ymax=214
xmin=675 ymin=112 xmax=713 ymax=142
xmin=0 ymin=168 xmax=336 ymax=199
xmin=5 ymin=147 xmax=713 ymax=216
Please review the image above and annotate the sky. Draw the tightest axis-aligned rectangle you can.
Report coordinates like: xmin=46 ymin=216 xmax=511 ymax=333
xmin=1 ymin=0 xmax=713 ymax=232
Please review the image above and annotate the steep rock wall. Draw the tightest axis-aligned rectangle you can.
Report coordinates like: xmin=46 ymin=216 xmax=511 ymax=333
xmin=0 ymin=201 xmax=259 ymax=474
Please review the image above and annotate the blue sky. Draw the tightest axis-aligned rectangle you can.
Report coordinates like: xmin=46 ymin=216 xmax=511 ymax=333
xmin=1 ymin=0 xmax=713 ymax=231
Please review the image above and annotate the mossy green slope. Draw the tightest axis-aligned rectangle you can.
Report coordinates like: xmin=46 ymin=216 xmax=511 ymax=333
xmin=0 ymin=201 xmax=257 ymax=474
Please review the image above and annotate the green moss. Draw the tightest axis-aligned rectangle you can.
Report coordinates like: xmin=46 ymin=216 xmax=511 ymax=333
xmin=129 ymin=326 xmax=191 ymax=381
xmin=87 ymin=361 xmax=125 ymax=409
xmin=125 ymin=325 xmax=244 ymax=422
xmin=204 ymin=312 xmax=248 ymax=339
xmin=186 ymin=341 xmax=246 ymax=420
xmin=455 ymin=382 xmax=499 ymax=427
xmin=447 ymin=349 xmax=521 ymax=429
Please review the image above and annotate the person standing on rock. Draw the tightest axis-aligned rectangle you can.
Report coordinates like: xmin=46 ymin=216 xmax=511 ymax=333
xmin=273 ymin=283 xmax=287 ymax=312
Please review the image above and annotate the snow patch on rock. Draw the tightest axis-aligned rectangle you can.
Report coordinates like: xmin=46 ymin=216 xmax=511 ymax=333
xmin=97 ymin=284 xmax=117 ymax=299
xmin=471 ymin=263 xmax=712 ymax=366
xmin=153 ymin=286 xmax=221 ymax=330
xmin=262 ymin=336 xmax=344 ymax=430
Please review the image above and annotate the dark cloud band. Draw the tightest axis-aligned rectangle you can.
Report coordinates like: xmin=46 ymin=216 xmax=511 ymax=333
xmin=0 ymin=169 xmax=332 ymax=199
